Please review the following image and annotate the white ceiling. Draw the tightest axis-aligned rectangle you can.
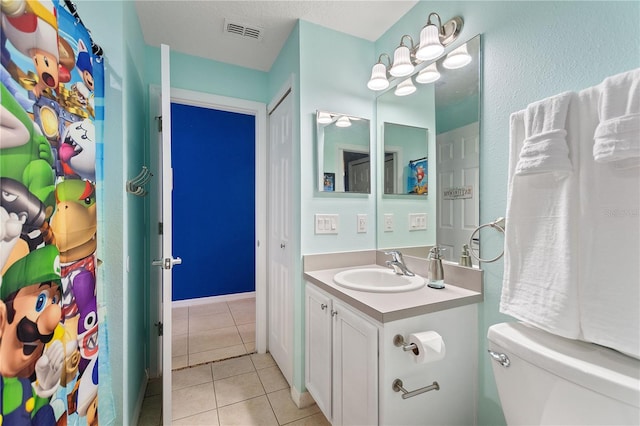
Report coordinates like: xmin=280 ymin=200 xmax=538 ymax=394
xmin=134 ymin=0 xmax=418 ymax=72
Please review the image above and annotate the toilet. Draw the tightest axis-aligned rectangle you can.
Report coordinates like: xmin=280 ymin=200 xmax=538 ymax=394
xmin=487 ymin=322 xmax=640 ymax=425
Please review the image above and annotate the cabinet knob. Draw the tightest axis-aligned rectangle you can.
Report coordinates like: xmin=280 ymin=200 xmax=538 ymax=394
xmin=331 ymin=310 xmax=338 ymax=317
xmin=320 ymin=303 xmax=327 ymax=310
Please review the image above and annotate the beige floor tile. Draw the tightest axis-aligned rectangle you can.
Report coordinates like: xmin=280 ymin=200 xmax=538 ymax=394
xmin=173 ymin=316 xmax=189 ymax=335
xmin=217 ymin=395 xmax=278 ymax=426
xmin=173 ymin=333 xmax=188 ymax=357
xmin=230 ymin=309 xmax=255 ymax=325
xmin=189 ymin=326 xmax=243 ymax=353
xmin=173 ymin=363 xmax=213 ymax=390
xmin=228 ymin=298 xmax=255 ymax=313
xmin=190 ymin=311 xmax=236 ymax=333
xmin=257 ymin=365 xmax=289 ymax=393
xmin=267 ymin=388 xmax=320 ymax=425
xmin=237 ymin=323 xmax=255 ymax=343
xmin=173 ymin=355 xmax=188 ymax=370
xmin=214 ymin=371 xmax=265 ymax=407
xmin=250 ymin=352 xmax=276 ymax=370
xmin=189 ymin=344 xmax=247 ymax=366
xmin=173 ymin=306 xmax=189 ymax=320
xmin=281 ymin=412 xmax=331 ymax=426
xmin=212 ymin=356 xmax=255 ymax=380
xmin=173 ymin=409 xmax=219 ymax=425
xmin=138 ymin=394 xmax=162 ymax=426
xmin=172 ymin=382 xmax=217 ymax=420
xmin=144 ymin=378 xmax=162 ymax=397
xmin=190 ymin=302 xmax=230 ymax=317
xmin=244 ymin=342 xmax=256 ymax=353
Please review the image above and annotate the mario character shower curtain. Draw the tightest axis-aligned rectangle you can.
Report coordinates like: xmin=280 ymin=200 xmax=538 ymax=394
xmin=1 ymin=1 xmax=103 ymax=424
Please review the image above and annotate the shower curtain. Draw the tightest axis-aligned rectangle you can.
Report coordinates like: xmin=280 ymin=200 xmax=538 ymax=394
xmin=1 ymin=1 xmax=104 ymax=424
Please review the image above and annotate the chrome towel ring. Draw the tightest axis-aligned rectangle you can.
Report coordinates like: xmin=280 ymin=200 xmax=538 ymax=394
xmin=469 ymin=217 xmax=505 ymax=263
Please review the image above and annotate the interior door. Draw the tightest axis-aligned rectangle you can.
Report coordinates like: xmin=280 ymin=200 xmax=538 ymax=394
xmin=268 ymin=88 xmax=294 ymax=385
xmin=437 ymin=122 xmax=480 ymax=262
xmin=154 ymin=43 xmax=182 ymax=424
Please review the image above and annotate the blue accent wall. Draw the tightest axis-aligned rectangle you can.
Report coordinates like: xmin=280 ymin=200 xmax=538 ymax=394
xmin=171 ymin=103 xmax=256 ymax=301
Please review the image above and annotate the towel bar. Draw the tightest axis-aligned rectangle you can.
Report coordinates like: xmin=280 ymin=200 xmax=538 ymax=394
xmin=392 ymin=379 xmax=440 ymax=399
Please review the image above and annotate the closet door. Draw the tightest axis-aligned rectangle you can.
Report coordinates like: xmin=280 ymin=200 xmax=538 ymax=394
xmin=267 ymin=88 xmax=294 ymax=385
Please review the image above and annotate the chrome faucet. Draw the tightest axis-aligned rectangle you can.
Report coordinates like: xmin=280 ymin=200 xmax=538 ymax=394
xmin=384 ymin=250 xmax=415 ymax=276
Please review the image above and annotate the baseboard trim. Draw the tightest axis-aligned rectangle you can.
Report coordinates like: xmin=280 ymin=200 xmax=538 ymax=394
xmin=132 ymin=369 xmax=149 ymax=426
xmin=172 ymin=291 xmax=256 ymax=309
xmin=290 ymin=385 xmax=316 ymax=409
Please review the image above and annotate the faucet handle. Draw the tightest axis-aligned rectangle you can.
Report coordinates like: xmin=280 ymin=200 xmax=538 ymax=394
xmin=384 ymin=250 xmax=404 ymax=263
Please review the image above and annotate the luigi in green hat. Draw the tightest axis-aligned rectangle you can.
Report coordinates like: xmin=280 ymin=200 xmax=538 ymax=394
xmin=0 ymin=245 xmax=64 ymax=425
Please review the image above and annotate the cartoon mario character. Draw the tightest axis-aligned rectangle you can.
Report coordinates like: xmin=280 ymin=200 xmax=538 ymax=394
xmin=0 ymin=244 xmax=64 ymax=425
xmin=0 ymin=83 xmax=56 ymax=212
xmin=58 ymin=119 xmax=95 ymax=181
xmin=49 ymin=179 xmax=96 ymax=264
xmin=1 ymin=0 xmax=69 ymax=97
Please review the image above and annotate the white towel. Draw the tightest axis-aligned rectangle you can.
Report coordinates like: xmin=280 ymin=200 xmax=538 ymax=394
xmin=500 ymin=94 xmax=581 ymax=339
xmin=515 ymin=92 xmax=573 ymax=176
xmin=593 ymin=68 xmax=640 ymax=168
xmin=578 ymin=78 xmax=640 ymax=358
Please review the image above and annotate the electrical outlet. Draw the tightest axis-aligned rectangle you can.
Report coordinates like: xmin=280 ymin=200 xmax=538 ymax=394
xmin=315 ymin=214 xmax=339 ymax=234
xmin=357 ymin=214 xmax=367 ymax=233
xmin=409 ymin=213 xmax=427 ymax=230
xmin=384 ymin=213 xmax=394 ymax=232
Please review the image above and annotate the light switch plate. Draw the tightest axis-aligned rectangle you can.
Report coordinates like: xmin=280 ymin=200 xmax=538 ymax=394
xmin=315 ymin=214 xmax=339 ymax=234
xmin=384 ymin=213 xmax=394 ymax=232
xmin=408 ymin=213 xmax=427 ymax=230
xmin=357 ymin=214 xmax=367 ymax=233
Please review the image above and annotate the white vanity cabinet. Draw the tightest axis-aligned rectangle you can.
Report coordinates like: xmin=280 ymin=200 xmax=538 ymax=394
xmin=305 ymin=283 xmax=378 ymax=426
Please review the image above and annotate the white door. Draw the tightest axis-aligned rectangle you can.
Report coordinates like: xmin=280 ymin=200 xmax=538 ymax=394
xmin=268 ymin=87 xmax=294 ymax=385
xmin=154 ymin=44 xmax=182 ymax=424
xmin=437 ymin=122 xmax=480 ymax=262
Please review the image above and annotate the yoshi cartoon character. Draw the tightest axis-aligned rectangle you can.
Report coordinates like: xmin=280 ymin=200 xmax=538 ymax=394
xmin=0 ymin=244 xmax=64 ymax=426
xmin=49 ymin=179 xmax=96 ymax=264
xmin=0 ymin=83 xmax=56 ymax=213
xmin=1 ymin=0 xmax=70 ymax=97
xmin=59 ymin=119 xmax=95 ymax=181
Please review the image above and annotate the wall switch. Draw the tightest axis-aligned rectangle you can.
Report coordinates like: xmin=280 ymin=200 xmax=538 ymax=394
xmin=409 ymin=213 xmax=427 ymax=231
xmin=384 ymin=213 xmax=394 ymax=232
xmin=357 ymin=214 xmax=367 ymax=233
xmin=315 ymin=214 xmax=339 ymax=234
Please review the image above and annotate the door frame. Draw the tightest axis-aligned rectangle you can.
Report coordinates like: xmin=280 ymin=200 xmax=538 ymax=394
xmin=148 ymin=87 xmax=268 ymax=376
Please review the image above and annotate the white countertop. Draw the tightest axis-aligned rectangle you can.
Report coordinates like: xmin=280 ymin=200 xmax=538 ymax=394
xmin=304 ymin=264 xmax=483 ymax=323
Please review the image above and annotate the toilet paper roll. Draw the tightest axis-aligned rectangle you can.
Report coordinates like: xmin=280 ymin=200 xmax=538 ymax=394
xmin=409 ymin=331 xmax=446 ymax=364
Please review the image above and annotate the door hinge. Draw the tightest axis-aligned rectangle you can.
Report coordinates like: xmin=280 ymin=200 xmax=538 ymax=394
xmin=155 ymin=321 xmax=163 ymax=336
xmin=158 ymin=222 xmax=163 ymax=235
xmin=156 ymin=115 xmax=162 ymax=132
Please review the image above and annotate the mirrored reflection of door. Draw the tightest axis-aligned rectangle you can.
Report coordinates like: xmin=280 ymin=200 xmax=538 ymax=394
xmin=384 ymin=153 xmax=396 ymax=194
xmin=345 ymin=151 xmax=370 ymax=193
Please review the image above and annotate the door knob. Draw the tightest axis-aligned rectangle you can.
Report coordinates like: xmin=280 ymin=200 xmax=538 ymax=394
xmin=152 ymin=257 xmax=182 ymax=269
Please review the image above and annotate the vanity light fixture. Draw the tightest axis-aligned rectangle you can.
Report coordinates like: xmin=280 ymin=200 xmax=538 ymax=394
xmin=415 ymin=62 xmax=440 ymax=84
xmin=317 ymin=111 xmax=333 ymax=124
xmin=395 ymin=78 xmax=417 ymax=97
xmin=335 ymin=115 xmax=352 ymax=127
xmin=390 ymin=35 xmax=416 ymax=77
xmin=367 ymin=12 xmax=464 ymax=91
xmin=443 ymin=43 xmax=472 ymax=69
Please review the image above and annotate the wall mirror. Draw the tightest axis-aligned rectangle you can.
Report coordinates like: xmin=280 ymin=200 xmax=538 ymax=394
xmin=376 ymin=34 xmax=481 ymax=262
xmin=316 ymin=110 xmax=371 ymax=193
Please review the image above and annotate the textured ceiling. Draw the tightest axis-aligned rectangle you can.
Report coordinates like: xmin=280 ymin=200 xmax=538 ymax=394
xmin=134 ymin=0 xmax=418 ymax=71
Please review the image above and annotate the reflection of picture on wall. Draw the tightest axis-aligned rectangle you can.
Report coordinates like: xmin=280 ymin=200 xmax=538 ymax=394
xmin=407 ymin=159 xmax=428 ymax=195
xmin=324 ymin=173 xmax=335 ymax=191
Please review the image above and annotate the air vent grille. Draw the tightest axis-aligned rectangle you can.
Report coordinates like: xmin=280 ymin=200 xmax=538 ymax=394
xmin=224 ymin=19 xmax=264 ymax=41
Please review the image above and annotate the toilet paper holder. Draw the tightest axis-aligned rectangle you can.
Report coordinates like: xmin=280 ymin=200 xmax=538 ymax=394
xmin=393 ymin=334 xmax=419 ymax=355
xmin=392 ymin=378 xmax=440 ymax=399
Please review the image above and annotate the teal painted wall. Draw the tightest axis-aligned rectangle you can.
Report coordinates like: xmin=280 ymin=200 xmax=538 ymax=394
xmin=377 ymin=1 xmax=640 ymax=424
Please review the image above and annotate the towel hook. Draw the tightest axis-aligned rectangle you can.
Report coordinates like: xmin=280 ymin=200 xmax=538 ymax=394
xmin=126 ymin=166 xmax=153 ymax=197
xmin=469 ymin=217 xmax=505 ymax=263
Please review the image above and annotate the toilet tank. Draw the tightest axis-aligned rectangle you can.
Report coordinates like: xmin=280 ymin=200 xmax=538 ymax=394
xmin=487 ymin=322 xmax=640 ymax=426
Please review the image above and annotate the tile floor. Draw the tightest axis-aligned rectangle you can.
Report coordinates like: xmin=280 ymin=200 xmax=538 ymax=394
xmin=138 ymin=353 xmax=330 ymax=425
xmin=172 ymin=297 xmax=257 ymax=369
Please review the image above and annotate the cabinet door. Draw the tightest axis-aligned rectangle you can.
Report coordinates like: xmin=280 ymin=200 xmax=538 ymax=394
xmin=305 ymin=284 xmax=333 ymax=421
xmin=332 ymin=300 xmax=378 ymax=426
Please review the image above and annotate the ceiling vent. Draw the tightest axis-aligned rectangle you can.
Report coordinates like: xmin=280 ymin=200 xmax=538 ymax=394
xmin=224 ymin=19 xmax=264 ymax=42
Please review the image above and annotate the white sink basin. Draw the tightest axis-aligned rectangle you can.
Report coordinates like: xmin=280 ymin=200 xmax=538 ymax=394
xmin=333 ymin=268 xmax=426 ymax=293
